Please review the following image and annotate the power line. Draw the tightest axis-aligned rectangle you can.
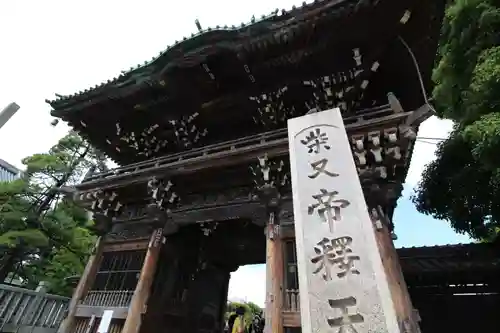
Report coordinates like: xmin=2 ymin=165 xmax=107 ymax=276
xmin=416 ymin=139 xmax=439 ymax=145
xmin=417 ymin=136 xmax=447 ymax=141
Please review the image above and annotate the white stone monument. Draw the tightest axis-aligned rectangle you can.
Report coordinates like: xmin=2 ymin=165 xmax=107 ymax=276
xmin=288 ymin=108 xmax=400 ymax=333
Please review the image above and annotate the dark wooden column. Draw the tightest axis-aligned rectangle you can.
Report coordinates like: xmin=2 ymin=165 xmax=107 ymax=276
xmin=264 ymin=211 xmax=284 ymax=333
xmin=122 ymin=228 xmax=164 ymax=333
xmin=57 ymin=237 xmax=103 ymax=333
xmin=371 ymin=206 xmax=421 ymax=332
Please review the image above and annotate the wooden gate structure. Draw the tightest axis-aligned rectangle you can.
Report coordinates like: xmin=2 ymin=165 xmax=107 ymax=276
xmin=46 ymin=0 xmax=448 ymax=332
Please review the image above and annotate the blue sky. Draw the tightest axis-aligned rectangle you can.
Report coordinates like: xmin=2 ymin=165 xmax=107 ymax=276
xmin=0 ymin=0 xmax=471 ymax=307
xmin=393 ymin=188 xmax=472 ymax=248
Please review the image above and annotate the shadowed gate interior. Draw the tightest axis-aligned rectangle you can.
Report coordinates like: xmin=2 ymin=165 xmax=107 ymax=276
xmin=141 ymin=221 xmax=266 ymax=333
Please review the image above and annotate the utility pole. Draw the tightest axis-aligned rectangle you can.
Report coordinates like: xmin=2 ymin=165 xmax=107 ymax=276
xmin=0 ymin=102 xmax=20 ymax=130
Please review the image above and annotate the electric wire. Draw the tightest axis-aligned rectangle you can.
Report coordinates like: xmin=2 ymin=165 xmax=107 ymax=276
xmin=398 ymin=35 xmax=438 ymax=115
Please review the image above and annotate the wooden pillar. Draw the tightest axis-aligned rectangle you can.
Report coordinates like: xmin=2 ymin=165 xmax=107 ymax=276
xmin=58 ymin=237 xmax=103 ymax=333
xmin=372 ymin=211 xmax=421 ymax=332
xmin=122 ymin=228 xmax=164 ymax=333
xmin=264 ymin=212 xmax=284 ymax=333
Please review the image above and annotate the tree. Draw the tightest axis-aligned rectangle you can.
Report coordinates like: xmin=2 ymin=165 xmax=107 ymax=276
xmin=0 ymin=132 xmax=106 ymax=295
xmin=412 ymin=0 xmax=500 ymax=240
xmin=245 ymin=302 xmax=263 ymax=317
xmin=225 ymin=301 xmax=262 ymax=329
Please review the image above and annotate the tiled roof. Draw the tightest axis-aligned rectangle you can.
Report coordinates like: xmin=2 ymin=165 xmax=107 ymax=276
xmin=398 ymin=242 xmax=487 ymax=253
xmin=44 ymin=0 xmax=377 ymax=107
xmin=398 ymin=242 xmax=499 ymax=287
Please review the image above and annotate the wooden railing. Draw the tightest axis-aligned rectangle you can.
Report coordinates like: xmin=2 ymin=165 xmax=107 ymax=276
xmin=82 ymin=128 xmax=289 ymax=184
xmin=76 ymin=104 xmax=410 ymax=192
xmin=0 ymin=283 xmax=69 ymax=333
xmin=283 ymin=289 xmax=300 ymax=312
xmin=80 ymin=290 xmax=134 ymax=308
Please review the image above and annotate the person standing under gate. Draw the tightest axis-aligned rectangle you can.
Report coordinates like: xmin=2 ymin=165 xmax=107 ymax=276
xmin=231 ymin=306 xmax=247 ymax=333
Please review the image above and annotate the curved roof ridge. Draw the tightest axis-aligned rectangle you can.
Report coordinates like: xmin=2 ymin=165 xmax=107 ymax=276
xmin=45 ymin=0 xmax=354 ymax=107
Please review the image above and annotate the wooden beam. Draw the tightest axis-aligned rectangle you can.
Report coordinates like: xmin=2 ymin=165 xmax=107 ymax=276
xmin=79 ymin=140 xmax=288 ymax=193
xmin=169 ymin=201 xmax=267 ymax=225
xmin=121 ymin=229 xmax=164 ymax=333
xmin=102 ymin=240 xmax=149 ymax=252
xmin=282 ymin=311 xmax=301 ymax=327
xmin=73 ymin=111 xmax=412 ymax=193
xmin=58 ymin=238 xmax=103 ymax=333
xmin=75 ymin=305 xmax=129 ymax=319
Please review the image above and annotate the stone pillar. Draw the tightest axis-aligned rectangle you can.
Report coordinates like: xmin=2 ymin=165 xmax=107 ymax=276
xmin=58 ymin=237 xmax=103 ymax=333
xmin=122 ymin=228 xmax=164 ymax=333
xmin=287 ymin=108 xmax=401 ymax=333
xmin=264 ymin=212 xmax=284 ymax=333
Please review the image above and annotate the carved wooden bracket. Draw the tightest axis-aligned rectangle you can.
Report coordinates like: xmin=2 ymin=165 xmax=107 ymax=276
xmin=200 ymin=222 xmax=218 ymax=237
xmin=83 ymin=189 xmax=123 ymax=218
xmin=369 ymin=205 xmax=387 ymax=231
xmin=250 ymin=155 xmax=290 ymax=215
xmin=266 ymin=212 xmax=280 ymax=240
xmin=147 ymin=177 xmax=179 ymax=210
xmin=168 ymin=112 xmax=208 ymax=150
xmin=90 ymin=213 xmax=113 ymax=236
xmin=352 ymin=124 xmax=416 ymax=183
xmin=251 ymin=87 xmax=296 ymax=128
xmin=146 ymin=176 xmax=180 ymax=235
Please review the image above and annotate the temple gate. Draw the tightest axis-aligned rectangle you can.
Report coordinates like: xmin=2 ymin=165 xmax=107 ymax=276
xmin=45 ymin=0 xmax=446 ymax=332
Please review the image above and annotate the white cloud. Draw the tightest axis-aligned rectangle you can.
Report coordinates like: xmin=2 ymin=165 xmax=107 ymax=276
xmin=0 ymin=0 xmax=297 ymax=168
xmin=228 ymin=265 xmax=266 ymax=307
xmin=404 ymin=116 xmax=454 ymax=188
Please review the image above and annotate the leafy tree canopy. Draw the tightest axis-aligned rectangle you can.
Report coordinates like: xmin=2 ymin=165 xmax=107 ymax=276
xmin=0 ymin=132 xmax=105 ymax=295
xmin=413 ymin=0 xmax=500 ymax=240
xmin=225 ymin=301 xmax=263 ymax=329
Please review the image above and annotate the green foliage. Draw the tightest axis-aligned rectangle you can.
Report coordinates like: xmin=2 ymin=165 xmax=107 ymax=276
xmin=245 ymin=302 xmax=262 ymax=317
xmin=413 ymin=0 xmax=500 ymax=240
xmin=0 ymin=132 xmax=103 ymax=295
xmin=225 ymin=301 xmax=262 ymax=329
